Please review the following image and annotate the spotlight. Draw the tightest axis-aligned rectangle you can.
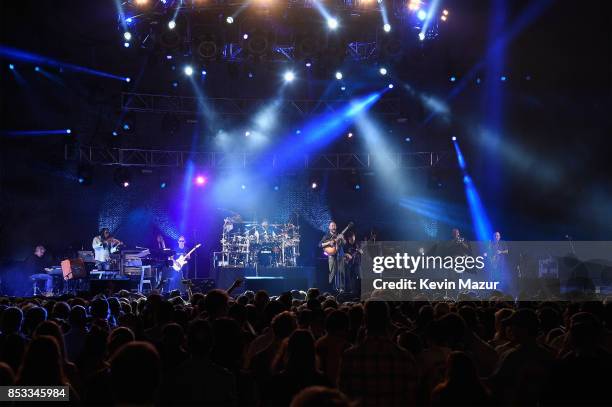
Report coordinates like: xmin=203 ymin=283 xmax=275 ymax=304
xmin=201 ymin=70 xmax=207 ymax=76
xmin=354 ymin=184 xmax=361 ymax=191
xmin=451 ymin=136 xmax=457 ymax=141
xmin=273 ymin=185 xmax=279 ymax=191
xmin=476 ymin=77 xmax=481 ymax=84
xmin=34 ymin=66 xmax=40 ymax=72
xmin=347 ymin=132 xmax=353 ymax=138
xmin=305 ymin=61 xmax=312 ymax=67
xmin=123 ymin=124 xmax=130 ymax=131
xmin=379 ymin=67 xmax=387 ymax=76
xmin=295 ymin=129 xmax=301 ymax=135
xmin=327 ymin=18 xmax=338 ymax=30
xmin=408 ymin=0 xmax=421 ymax=11
xmin=166 ymin=55 xmax=173 ymax=60
xmin=124 ymin=32 xmax=132 ymax=41
xmin=243 ymin=33 xmax=249 ymax=40
xmin=335 ymin=71 xmax=343 ymax=80
xmin=283 ymin=70 xmax=295 ymax=82
xmin=405 ymin=137 xmax=411 ymax=142
xmin=383 ymin=23 xmax=391 ymax=32
xmin=443 ymin=9 xmax=449 ymax=16
xmin=77 ymin=165 xmax=93 ymax=186
xmin=126 ymin=17 xmax=133 ymax=24
xmin=135 ymin=0 xmax=148 ymax=5
xmin=160 ymin=181 xmax=167 ymax=189
xmin=418 ymin=32 xmax=425 ymax=41
xmin=226 ymin=16 xmax=234 ymax=24
xmin=440 ymin=15 xmax=447 ymax=22
xmin=125 ymin=77 xmax=131 ymax=83
xmin=114 ymin=168 xmax=131 ymax=188
xmin=8 ymin=64 xmax=14 ymax=70
xmin=172 ymin=81 xmax=179 ymax=88
xmin=248 ymin=72 xmax=253 ymax=78
xmin=311 ymin=182 xmax=318 ymax=189
xmin=500 ymin=75 xmax=507 ymax=81
xmin=417 ymin=9 xmax=427 ymax=21
xmin=340 ymin=86 xmax=346 ymax=91
xmin=245 ymin=131 xmax=251 ymax=137
xmin=112 ymin=131 xmax=118 ymax=136
xmin=123 ymin=181 xmax=130 ymax=188
xmin=449 ymin=76 xmax=456 ymax=82
xmin=241 ymin=184 xmax=246 ymax=190
xmin=124 ymin=42 xmax=130 ymax=48
xmin=184 ymin=65 xmax=193 ymax=76
xmin=195 ymin=175 xmax=207 ymax=186
xmin=66 ymin=129 xmax=72 ymax=134
xmin=388 ymin=83 xmax=394 ymax=89
xmin=168 ymin=20 xmax=176 ymax=29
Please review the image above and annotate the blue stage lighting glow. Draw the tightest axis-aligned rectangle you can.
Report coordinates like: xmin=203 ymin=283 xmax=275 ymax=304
xmin=123 ymin=42 xmax=130 ymax=48
xmin=3 ymin=129 xmax=77 ymax=137
xmin=112 ymin=131 xmax=118 ymax=136
xmin=283 ymin=70 xmax=295 ymax=82
xmin=500 ymin=75 xmax=507 ymax=81
xmin=405 ymin=137 xmax=411 ymax=142
xmin=305 ymin=61 xmax=312 ymax=67
xmin=355 ymin=184 xmax=361 ymax=190
xmin=184 ymin=65 xmax=194 ymax=76
xmin=172 ymin=81 xmax=178 ymax=88
xmin=295 ymin=129 xmax=301 ymax=135
xmin=126 ymin=18 xmax=133 ymax=24
xmin=166 ymin=55 xmax=173 ymax=60
xmin=241 ymin=184 xmax=246 ymax=190
xmin=340 ymin=86 xmax=346 ymax=91
xmin=123 ymin=32 xmax=132 ymax=41
xmin=311 ymin=182 xmax=318 ymax=189
xmin=34 ymin=66 xmax=40 ymax=72
xmin=327 ymin=18 xmax=339 ymax=29
xmin=476 ymin=77 xmax=481 ymax=84
xmin=66 ymin=129 xmax=71 ymax=134
xmin=123 ymin=124 xmax=130 ymax=130
xmin=168 ymin=20 xmax=176 ymax=29
xmin=245 ymin=131 xmax=251 ymax=137
xmin=201 ymin=70 xmax=207 ymax=76
xmin=160 ymin=182 xmax=167 ymax=189
xmin=417 ymin=9 xmax=427 ymax=20
xmin=274 ymin=185 xmax=279 ymax=191
xmin=388 ymin=84 xmax=394 ymax=89
xmin=449 ymin=76 xmax=456 ymax=82
xmin=248 ymin=72 xmax=253 ymax=78
xmin=335 ymin=71 xmax=343 ymax=80
xmin=418 ymin=32 xmax=425 ymax=41
xmin=379 ymin=67 xmax=387 ymax=75
xmin=451 ymin=136 xmax=457 ymax=141
xmin=8 ymin=64 xmax=14 ymax=70
xmin=383 ymin=23 xmax=391 ymax=32
xmin=78 ymin=177 xmax=84 ymax=184
xmin=243 ymin=33 xmax=248 ymax=40
xmin=125 ymin=77 xmax=131 ymax=82
xmin=226 ymin=16 xmax=234 ymax=24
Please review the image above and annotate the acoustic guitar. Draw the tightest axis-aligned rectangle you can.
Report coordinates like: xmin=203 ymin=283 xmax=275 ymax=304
xmin=322 ymin=222 xmax=353 ymax=256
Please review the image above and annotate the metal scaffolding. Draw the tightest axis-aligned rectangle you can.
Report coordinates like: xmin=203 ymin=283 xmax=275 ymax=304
xmin=121 ymin=92 xmax=401 ymax=117
xmin=68 ymin=145 xmax=449 ymax=171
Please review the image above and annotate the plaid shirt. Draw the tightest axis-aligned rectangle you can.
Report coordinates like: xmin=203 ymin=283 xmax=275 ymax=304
xmin=339 ymin=335 xmax=418 ymax=407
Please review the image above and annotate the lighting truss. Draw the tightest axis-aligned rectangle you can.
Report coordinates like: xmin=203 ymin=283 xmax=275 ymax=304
xmin=121 ymin=92 xmax=400 ymax=116
xmin=67 ymin=145 xmax=449 ymax=171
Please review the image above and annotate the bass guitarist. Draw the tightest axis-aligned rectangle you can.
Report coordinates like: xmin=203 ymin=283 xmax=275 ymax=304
xmin=319 ymin=221 xmax=350 ymax=292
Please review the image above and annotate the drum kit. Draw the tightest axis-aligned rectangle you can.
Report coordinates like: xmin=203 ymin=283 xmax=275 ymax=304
xmin=219 ymin=218 xmax=300 ymax=267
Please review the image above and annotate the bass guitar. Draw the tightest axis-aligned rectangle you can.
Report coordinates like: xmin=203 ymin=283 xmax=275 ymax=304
xmin=172 ymin=243 xmax=202 ymax=272
xmin=322 ymin=222 xmax=353 ymax=256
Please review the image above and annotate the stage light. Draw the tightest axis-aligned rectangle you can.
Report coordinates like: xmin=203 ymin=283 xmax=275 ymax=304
xmin=383 ymin=23 xmax=391 ymax=32
xmin=248 ymin=72 xmax=253 ymax=78
xmin=77 ymin=164 xmax=93 ymax=186
xmin=123 ymin=32 xmax=132 ymax=41
xmin=123 ymin=124 xmax=130 ymax=131
xmin=335 ymin=71 xmax=343 ymax=80
xmin=311 ymin=182 xmax=318 ymax=189
xmin=408 ymin=0 xmax=421 ymax=11
xmin=114 ymin=168 xmax=131 ymax=188
xmin=273 ymin=185 xmax=279 ymax=191
xmin=135 ymin=0 xmax=148 ymax=5
xmin=226 ymin=16 xmax=234 ymax=24
xmin=9 ymin=64 xmax=14 ymax=70
xmin=201 ymin=70 xmax=207 ymax=76
xmin=295 ymin=129 xmax=301 ymax=135
xmin=379 ymin=67 xmax=387 ymax=75
xmin=241 ymin=184 xmax=246 ymax=190
xmin=283 ymin=70 xmax=295 ymax=82
xmin=34 ymin=66 xmax=40 ymax=72
xmin=184 ymin=65 xmax=193 ymax=76
xmin=124 ymin=42 xmax=130 ymax=48
xmin=160 ymin=182 xmax=167 ymax=189
xmin=354 ymin=184 xmax=361 ymax=190
xmin=172 ymin=81 xmax=178 ymax=88
xmin=441 ymin=15 xmax=447 ymax=22
xmin=125 ymin=77 xmax=131 ymax=83
xmin=168 ymin=20 xmax=176 ymax=29
xmin=112 ymin=131 xmax=118 ymax=136
xmin=405 ymin=137 xmax=411 ymax=142
xmin=340 ymin=86 xmax=346 ymax=91
xmin=388 ymin=83 xmax=394 ymax=89
xmin=449 ymin=76 xmax=456 ymax=82
xmin=65 ymin=129 xmax=71 ymax=134
xmin=123 ymin=181 xmax=130 ymax=188
xmin=166 ymin=55 xmax=173 ymax=60
xmin=443 ymin=9 xmax=449 ymax=16
xmin=500 ymin=75 xmax=507 ymax=81
xmin=452 ymin=136 xmax=457 ymax=141
xmin=476 ymin=77 xmax=481 ymax=84
xmin=327 ymin=18 xmax=338 ymax=30
xmin=243 ymin=34 xmax=249 ymax=40
xmin=305 ymin=61 xmax=312 ymax=67
xmin=195 ymin=175 xmax=207 ymax=186
xmin=245 ymin=131 xmax=251 ymax=137
xmin=347 ymin=132 xmax=353 ymax=138
xmin=126 ymin=17 xmax=133 ymax=24
xmin=417 ymin=9 xmax=427 ymax=21
xmin=418 ymin=32 xmax=425 ymax=41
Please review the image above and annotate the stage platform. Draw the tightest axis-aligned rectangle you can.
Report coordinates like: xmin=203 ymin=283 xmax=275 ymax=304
xmin=215 ymin=266 xmax=317 ymax=295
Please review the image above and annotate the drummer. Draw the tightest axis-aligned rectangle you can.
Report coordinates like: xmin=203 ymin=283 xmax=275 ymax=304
xmin=256 ymin=219 xmax=277 ymax=243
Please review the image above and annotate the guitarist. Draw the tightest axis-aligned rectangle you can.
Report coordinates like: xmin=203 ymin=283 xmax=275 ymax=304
xmin=319 ymin=221 xmax=346 ymax=293
xmin=165 ymin=235 xmax=190 ymax=292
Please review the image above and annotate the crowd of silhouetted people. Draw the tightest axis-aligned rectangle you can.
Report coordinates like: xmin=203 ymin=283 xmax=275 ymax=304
xmin=0 ymin=285 xmax=610 ymax=406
